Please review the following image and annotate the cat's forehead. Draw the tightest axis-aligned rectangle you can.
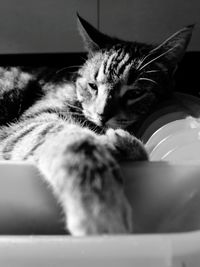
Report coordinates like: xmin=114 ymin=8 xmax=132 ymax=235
xmin=92 ymin=48 xmax=134 ymax=83
xmin=80 ymin=43 xmax=151 ymax=83
xmin=79 ymin=52 xmax=104 ymax=79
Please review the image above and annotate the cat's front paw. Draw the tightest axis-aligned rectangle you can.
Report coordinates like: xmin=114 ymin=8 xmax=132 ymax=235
xmin=65 ymin=187 xmax=133 ymax=236
xmin=62 ymin=164 xmax=133 ymax=236
xmin=105 ymin=128 xmax=148 ymax=161
xmin=56 ymin=131 xmax=134 ymax=236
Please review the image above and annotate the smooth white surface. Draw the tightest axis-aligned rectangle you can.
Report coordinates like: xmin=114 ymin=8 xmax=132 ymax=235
xmin=0 ymin=161 xmax=64 ymax=234
xmin=1 ymin=232 xmax=200 ymax=267
xmin=0 ymin=235 xmax=172 ymax=267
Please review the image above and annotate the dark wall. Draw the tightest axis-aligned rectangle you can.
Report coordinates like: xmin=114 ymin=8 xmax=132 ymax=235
xmin=0 ymin=0 xmax=97 ymax=53
xmin=0 ymin=0 xmax=199 ymax=53
xmin=100 ymin=0 xmax=200 ymax=51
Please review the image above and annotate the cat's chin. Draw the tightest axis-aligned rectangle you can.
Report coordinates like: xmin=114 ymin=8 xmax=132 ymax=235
xmin=105 ymin=119 xmax=129 ymax=130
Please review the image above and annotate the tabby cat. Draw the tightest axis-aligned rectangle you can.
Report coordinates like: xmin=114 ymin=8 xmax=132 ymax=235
xmin=0 ymin=15 xmax=193 ymax=235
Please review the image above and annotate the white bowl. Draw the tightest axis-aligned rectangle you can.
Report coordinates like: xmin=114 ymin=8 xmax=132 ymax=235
xmin=0 ymin=161 xmax=200 ymax=266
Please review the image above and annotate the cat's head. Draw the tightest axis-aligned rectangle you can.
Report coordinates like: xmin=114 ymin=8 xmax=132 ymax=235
xmin=75 ymin=14 xmax=194 ymax=129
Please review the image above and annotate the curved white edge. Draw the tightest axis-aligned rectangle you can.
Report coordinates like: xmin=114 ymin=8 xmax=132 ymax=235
xmin=0 ymin=232 xmax=200 ymax=267
xmin=0 ymin=234 xmax=172 ymax=267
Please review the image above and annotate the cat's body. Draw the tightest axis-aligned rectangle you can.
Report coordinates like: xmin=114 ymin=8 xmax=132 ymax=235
xmin=0 ymin=66 xmax=147 ymax=235
xmin=0 ymin=15 xmax=194 ymax=235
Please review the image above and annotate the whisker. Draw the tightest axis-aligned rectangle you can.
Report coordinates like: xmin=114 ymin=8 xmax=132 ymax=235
xmin=68 ymin=109 xmax=84 ymax=115
xmin=68 ymin=108 xmax=83 ymax=114
xmin=137 ymin=55 xmax=150 ymax=70
xmin=81 ymin=119 xmax=89 ymax=128
xmin=138 ymin=77 xmax=159 ymax=86
xmin=80 ymin=55 xmax=87 ymax=63
xmin=64 ymin=70 xmax=78 ymax=74
xmin=56 ymin=65 xmax=83 ymax=74
xmin=66 ymin=103 xmax=82 ymax=111
xmin=92 ymin=124 xmax=105 ymax=134
xmin=91 ymin=125 xmax=98 ymax=132
xmin=99 ymin=127 xmax=106 ymax=135
xmin=137 ymin=51 xmax=160 ymax=70
xmin=145 ymin=70 xmax=161 ymax=73
xmin=69 ymin=112 xmax=85 ymax=117
xmin=139 ymin=44 xmax=179 ymax=71
xmin=137 ymin=33 xmax=181 ymax=70
xmin=147 ymin=26 xmax=190 ymax=56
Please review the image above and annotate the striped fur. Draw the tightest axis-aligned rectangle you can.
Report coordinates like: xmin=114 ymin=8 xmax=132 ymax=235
xmin=0 ymin=16 xmax=193 ymax=235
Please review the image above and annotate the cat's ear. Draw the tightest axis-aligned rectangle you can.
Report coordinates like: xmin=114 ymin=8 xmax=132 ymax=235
xmin=155 ymin=25 xmax=194 ymax=67
xmin=77 ymin=13 xmax=114 ymax=53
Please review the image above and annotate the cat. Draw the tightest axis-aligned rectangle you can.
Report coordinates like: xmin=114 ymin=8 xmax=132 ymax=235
xmin=0 ymin=14 xmax=193 ymax=235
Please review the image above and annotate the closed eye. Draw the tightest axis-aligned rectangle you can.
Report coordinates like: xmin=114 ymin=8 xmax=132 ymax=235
xmin=126 ymin=92 xmax=149 ymax=106
xmin=88 ymin=83 xmax=98 ymax=91
xmin=123 ymin=89 xmax=145 ymax=100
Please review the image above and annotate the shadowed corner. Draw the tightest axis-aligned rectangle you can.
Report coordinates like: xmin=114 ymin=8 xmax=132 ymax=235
xmin=0 ymin=161 xmax=66 ymax=235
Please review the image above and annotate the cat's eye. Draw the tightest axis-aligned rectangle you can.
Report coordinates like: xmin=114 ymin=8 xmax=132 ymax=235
xmin=88 ymin=83 xmax=98 ymax=91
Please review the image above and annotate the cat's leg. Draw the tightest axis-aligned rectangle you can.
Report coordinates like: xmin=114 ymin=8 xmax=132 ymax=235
xmin=103 ymin=128 xmax=148 ymax=162
xmin=35 ymin=125 xmax=133 ymax=236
